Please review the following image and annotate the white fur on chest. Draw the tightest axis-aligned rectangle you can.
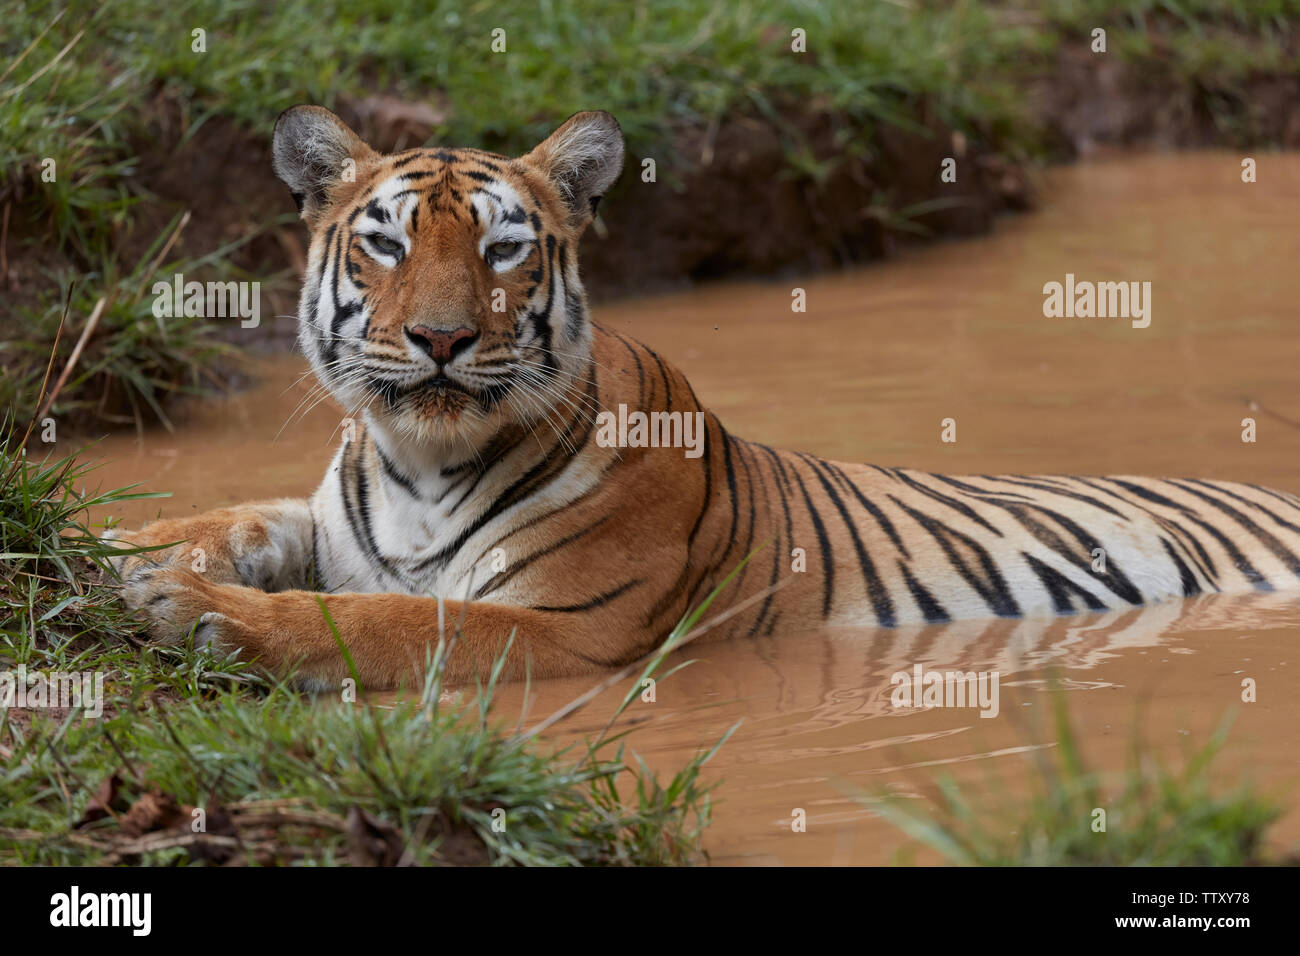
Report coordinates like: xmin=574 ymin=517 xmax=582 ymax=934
xmin=309 ymin=427 xmax=608 ymax=602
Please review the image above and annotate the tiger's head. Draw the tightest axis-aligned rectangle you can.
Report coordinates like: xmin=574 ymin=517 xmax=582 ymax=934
xmin=271 ymin=106 xmax=623 ymax=452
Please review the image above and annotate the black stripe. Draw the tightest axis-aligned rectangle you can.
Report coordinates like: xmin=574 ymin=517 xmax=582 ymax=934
xmin=1075 ymin=477 xmax=1220 ymax=585
xmin=339 ymin=436 xmax=400 ymax=582
xmin=993 ymin=501 xmax=1145 ymax=605
xmin=1022 ymin=552 xmax=1108 ymax=613
xmin=928 ymin=473 xmax=1033 ymax=500
xmin=1185 ymin=479 xmax=1300 ymax=535
xmin=891 ymin=497 xmax=1021 ymax=618
xmin=800 ymin=453 xmax=896 ymax=626
xmin=310 ymin=516 xmax=326 ymax=592
xmin=716 ymin=425 xmax=742 ymax=565
xmin=1160 ymin=537 xmax=1203 ymax=597
xmin=755 ymin=444 xmax=796 ymax=555
xmin=727 ymin=436 xmax=761 ymax=600
xmin=1248 ymin=483 xmax=1300 ymax=511
xmin=993 ymin=475 xmax=1128 ymax=520
xmin=650 ymin=406 xmax=716 ymax=625
xmin=308 ymin=224 xmax=336 ymax=366
xmin=410 ymin=374 xmax=597 ymax=573
xmin=533 ymin=578 xmax=641 ymax=613
xmin=824 ymin=461 xmax=910 ymax=558
xmin=374 ymin=443 xmax=420 ymax=498
xmin=738 ymin=441 xmax=783 ymax=637
xmin=897 ymin=472 xmax=1005 ymax=536
xmin=610 ymin=330 xmax=646 ymax=400
xmin=1166 ymin=479 xmax=1300 ymax=580
xmin=327 ymin=228 xmax=362 ymax=367
xmin=787 ymin=461 xmax=836 ymax=619
xmin=899 ymin=561 xmax=950 ymax=623
xmin=644 ymin=346 xmax=674 ymax=411
xmin=474 ymin=513 xmax=614 ymax=600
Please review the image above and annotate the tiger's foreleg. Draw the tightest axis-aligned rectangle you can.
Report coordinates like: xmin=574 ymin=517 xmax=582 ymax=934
xmin=109 ymin=499 xmax=315 ymax=593
xmin=119 ymin=567 xmax=624 ymax=690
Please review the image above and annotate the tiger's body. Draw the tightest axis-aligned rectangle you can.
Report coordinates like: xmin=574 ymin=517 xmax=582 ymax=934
xmin=115 ymin=106 xmax=1300 ymax=690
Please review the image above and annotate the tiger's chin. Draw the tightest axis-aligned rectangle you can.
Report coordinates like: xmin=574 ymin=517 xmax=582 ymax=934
xmin=367 ymin=376 xmax=477 ymax=426
xmin=406 ymin=381 xmax=476 ymax=419
xmin=345 ymin=370 xmax=526 ymax=457
xmin=365 ymin=381 xmax=508 ymax=451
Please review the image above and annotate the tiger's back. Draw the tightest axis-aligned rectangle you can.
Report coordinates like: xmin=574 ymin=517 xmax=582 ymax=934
xmin=692 ymin=440 xmax=1300 ymax=634
xmin=587 ymin=330 xmax=1300 ymax=641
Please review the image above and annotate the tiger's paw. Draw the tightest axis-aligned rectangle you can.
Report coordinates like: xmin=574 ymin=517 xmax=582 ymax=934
xmin=102 ymin=527 xmax=161 ymax=580
xmin=103 ymin=506 xmax=302 ymax=591
xmin=120 ymin=565 xmax=263 ymax=651
xmin=194 ymin=612 xmax=242 ymax=652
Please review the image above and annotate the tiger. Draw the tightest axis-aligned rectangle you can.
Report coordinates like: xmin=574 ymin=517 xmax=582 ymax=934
xmin=112 ymin=104 xmax=1300 ymax=691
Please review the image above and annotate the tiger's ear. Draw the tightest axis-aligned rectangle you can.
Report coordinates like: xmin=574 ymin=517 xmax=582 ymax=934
xmin=523 ymin=111 xmax=624 ymax=228
xmin=272 ymin=105 xmax=377 ymax=227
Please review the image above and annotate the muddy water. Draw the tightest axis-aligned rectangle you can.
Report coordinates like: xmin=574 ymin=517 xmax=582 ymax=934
xmin=69 ymin=153 xmax=1300 ymax=864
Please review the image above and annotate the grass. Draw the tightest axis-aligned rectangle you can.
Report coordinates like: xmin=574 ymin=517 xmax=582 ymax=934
xmin=866 ymin=690 xmax=1287 ymax=866
xmin=0 ymin=0 xmax=1035 ymax=165
xmin=0 ymin=0 xmax=1042 ymax=265
xmin=0 ymin=430 xmax=735 ymax=865
xmin=0 ymin=679 xmax=725 ymax=866
xmin=0 ymin=214 xmax=256 ymax=433
xmin=0 ymin=418 xmax=164 ymax=662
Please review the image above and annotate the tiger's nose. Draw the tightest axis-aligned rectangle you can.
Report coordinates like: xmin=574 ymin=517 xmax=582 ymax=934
xmin=405 ymin=325 xmax=478 ymax=365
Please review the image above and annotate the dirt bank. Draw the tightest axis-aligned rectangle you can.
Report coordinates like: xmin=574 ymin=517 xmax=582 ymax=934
xmin=126 ymin=92 xmax=1033 ymax=308
xmin=1033 ymin=43 xmax=1300 ymax=158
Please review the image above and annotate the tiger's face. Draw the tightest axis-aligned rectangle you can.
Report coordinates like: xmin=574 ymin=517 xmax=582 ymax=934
xmin=272 ymin=106 xmax=623 ymax=451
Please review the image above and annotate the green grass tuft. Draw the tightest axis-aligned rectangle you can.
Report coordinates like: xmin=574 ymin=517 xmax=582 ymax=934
xmin=865 ymin=690 xmax=1285 ymax=866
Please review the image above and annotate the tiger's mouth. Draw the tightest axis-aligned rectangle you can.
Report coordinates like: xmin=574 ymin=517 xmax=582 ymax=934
xmin=371 ymin=373 xmax=477 ymax=419
xmin=404 ymin=373 xmax=472 ymax=397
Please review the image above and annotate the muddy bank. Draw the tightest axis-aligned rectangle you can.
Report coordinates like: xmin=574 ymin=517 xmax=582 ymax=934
xmin=1034 ymin=44 xmax=1300 ymax=158
xmin=580 ymin=103 xmax=1030 ymax=299
xmin=124 ymin=93 xmax=1032 ymax=309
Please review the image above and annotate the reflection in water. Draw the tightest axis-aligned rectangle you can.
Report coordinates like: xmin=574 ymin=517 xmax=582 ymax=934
xmin=69 ymin=153 xmax=1300 ymax=864
xmin=482 ymin=591 xmax=1299 ymax=865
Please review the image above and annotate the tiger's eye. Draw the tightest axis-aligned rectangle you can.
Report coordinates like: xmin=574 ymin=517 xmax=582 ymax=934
xmin=368 ymin=235 xmax=403 ymax=256
xmin=489 ymin=241 xmax=521 ymax=260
